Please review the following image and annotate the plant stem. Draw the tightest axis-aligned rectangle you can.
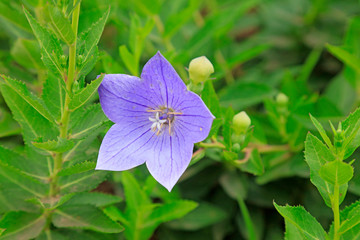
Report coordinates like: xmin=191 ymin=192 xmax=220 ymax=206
xmin=238 ymin=198 xmax=256 ymax=240
xmin=332 ymin=182 xmax=340 ymax=240
xmin=49 ymin=0 xmax=80 ymax=203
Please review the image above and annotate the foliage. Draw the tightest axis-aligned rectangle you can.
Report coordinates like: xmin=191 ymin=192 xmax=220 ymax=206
xmin=0 ymin=0 xmax=359 ymax=239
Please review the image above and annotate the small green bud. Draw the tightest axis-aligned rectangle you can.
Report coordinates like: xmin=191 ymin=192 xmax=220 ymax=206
xmin=233 ymin=111 xmax=251 ymax=135
xmin=72 ymin=80 xmax=80 ymax=93
xmin=77 ymin=55 xmax=84 ymax=67
xmin=60 ymin=55 xmax=67 ymax=67
xmin=276 ymin=93 xmax=289 ymax=106
xmin=189 ymin=56 xmax=214 ymax=84
xmin=232 ymin=143 xmax=241 ymax=153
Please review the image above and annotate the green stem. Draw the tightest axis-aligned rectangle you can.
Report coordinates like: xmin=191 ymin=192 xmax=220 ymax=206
xmin=332 ymin=182 xmax=340 ymax=240
xmin=47 ymin=1 xmax=81 ymax=227
xmin=238 ymin=198 xmax=256 ymax=240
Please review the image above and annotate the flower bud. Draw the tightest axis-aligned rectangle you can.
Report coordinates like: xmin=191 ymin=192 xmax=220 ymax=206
xmin=77 ymin=55 xmax=84 ymax=67
xmin=233 ymin=111 xmax=251 ymax=135
xmin=189 ymin=56 xmax=214 ymax=84
xmin=60 ymin=55 xmax=67 ymax=67
xmin=276 ymin=93 xmax=289 ymax=107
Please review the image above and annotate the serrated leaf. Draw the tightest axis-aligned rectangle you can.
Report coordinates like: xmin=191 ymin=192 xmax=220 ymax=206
xmin=33 ymin=137 xmax=74 ymax=153
xmin=68 ymin=75 xmax=104 ymax=111
xmin=69 ymin=104 xmax=108 ymax=139
xmin=59 ymin=170 xmax=108 ymax=193
xmin=58 ymin=161 xmax=96 ymax=176
xmin=0 ymin=108 xmax=20 ymax=137
xmin=305 ymin=133 xmax=347 ymax=207
xmin=338 ymin=201 xmax=360 ymax=235
xmin=53 ymin=205 xmax=124 ymax=233
xmin=10 ymin=38 xmax=44 ymax=70
xmin=23 ymin=8 xmax=64 ymax=77
xmin=319 ymin=160 xmax=354 ymax=186
xmin=0 ymin=82 xmax=58 ymax=145
xmin=64 ymin=192 xmax=122 ymax=207
xmin=0 ymin=212 xmax=45 ymax=240
xmin=309 ymin=114 xmax=333 ymax=150
xmin=48 ymin=6 xmax=75 ymax=45
xmin=42 ymin=74 xmax=66 ymax=120
xmin=1 ymin=75 xmax=54 ymax=123
xmin=0 ymin=161 xmax=47 ymax=198
xmin=0 ymin=145 xmax=49 ymax=178
xmin=274 ymin=202 xmax=327 ymax=240
xmin=77 ymin=8 xmax=110 ymax=78
xmin=342 ymin=107 xmax=360 ymax=158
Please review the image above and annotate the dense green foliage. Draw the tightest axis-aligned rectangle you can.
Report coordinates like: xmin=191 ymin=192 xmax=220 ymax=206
xmin=0 ymin=0 xmax=360 ymax=239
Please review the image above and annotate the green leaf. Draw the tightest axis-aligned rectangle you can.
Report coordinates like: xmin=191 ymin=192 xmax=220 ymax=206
xmin=227 ymin=44 xmax=271 ymax=68
xmin=1 ymin=75 xmax=54 ymax=123
xmin=338 ymin=201 xmax=360 ymax=235
xmin=0 ymin=2 xmax=32 ymax=37
xmin=309 ymin=114 xmax=333 ymax=150
xmin=297 ymin=48 xmax=322 ymax=83
xmin=222 ymin=107 xmax=234 ymax=149
xmin=0 ymin=161 xmax=47 ymax=198
xmin=342 ymin=107 xmax=360 ymax=158
xmin=23 ymin=8 xmax=64 ymax=77
xmin=122 ymin=172 xmax=151 ymax=210
xmin=305 ymin=133 xmax=347 ymax=207
xmin=0 ymin=108 xmax=20 ymax=137
xmin=48 ymin=6 xmax=75 ymax=45
xmin=0 ymin=212 xmax=45 ymax=240
xmin=0 ymin=81 xmax=58 ymax=145
xmin=32 ymin=137 xmax=74 ymax=153
xmin=59 ymin=170 xmax=108 ymax=194
xmin=219 ymin=82 xmax=276 ymax=111
xmin=42 ymin=74 xmax=66 ymax=120
xmin=10 ymin=38 xmax=44 ymax=70
xmin=274 ymin=202 xmax=327 ymax=240
xmin=219 ymin=171 xmax=248 ymax=200
xmin=166 ymin=202 xmax=228 ymax=231
xmin=0 ymin=145 xmax=49 ymax=178
xmin=239 ymin=149 xmax=265 ymax=176
xmin=53 ymin=205 xmax=124 ymax=233
xmin=58 ymin=161 xmax=96 ymax=176
xmin=147 ymin=200 xmax=198 ymax=226
xmin=285 ymin=219 xmax=303 ymax=240
xmin=77 ymin=8 xmax=110 ymax=78
xmin=119 ymin=45 xmax=138 ymax=76
xmin=68 ymin=75 xmax=105 ymax=111
xmin=63 ymin=192 xmax=122 ymax=207
xmin=319 ymin=160 xmax=354 ymax=186
xmin=69 ymin=104 xmax=108 ymax=139
xmin=327 ymin=44 xmax=360 ymax=73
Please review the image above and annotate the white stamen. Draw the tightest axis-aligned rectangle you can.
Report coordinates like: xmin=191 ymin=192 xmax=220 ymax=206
xmin=149 ymin=112 xmax=166 ymax=131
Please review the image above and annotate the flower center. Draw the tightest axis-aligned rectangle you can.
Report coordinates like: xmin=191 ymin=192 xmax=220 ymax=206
xmin=148 ymin=107 xmax=182 ymax=135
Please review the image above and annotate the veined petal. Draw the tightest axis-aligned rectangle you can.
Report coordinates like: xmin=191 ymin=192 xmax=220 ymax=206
xmin=96 ymin=123 xmax=156 ymax=171
xmin=145 ymin=130 xmax=193 ymax=191
xmin=98 ymin=74 xmax=162 ymax=124
xmin=141 ymin=52 xmax=187 ymax=108
xmin=174 ymin=91 xmax=214 ymax=143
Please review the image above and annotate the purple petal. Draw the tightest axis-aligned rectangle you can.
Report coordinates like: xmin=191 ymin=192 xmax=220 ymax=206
xmin=145 ymin=130 xmax=193 ymax=191
xmin=141 ymin=52 xmax=187 ymax=108
xmin=174 ymin=91 xmax=214 ymax=143
xmin=96 ymin=123 xmax=156 ymax=171
xmin=98 ymin=74 xmax=162 ymax=124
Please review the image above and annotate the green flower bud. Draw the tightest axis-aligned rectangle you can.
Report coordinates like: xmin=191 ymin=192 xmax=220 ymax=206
xmin=77 ymin=55 xmax=84 ymax=67
xmin=60 ymin=55 xmax=67 ymax=67
xmin=189 ymin=56 xmax=214 ymax=84
xmin=233 ymin=111 xmax=251 ymax=135
xmin=276 ymin=93 xmax=289 ymax=107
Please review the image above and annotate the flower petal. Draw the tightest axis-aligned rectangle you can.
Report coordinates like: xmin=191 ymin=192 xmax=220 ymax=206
xmin=141 ymin=52 xmax=187 ymax=108
xmin=145 ymin=131 xmax=193 ymax=191
xmin=174 ymin=91 xmax=214 ymax=143
xmin=96 ymin=123 xmax=157 ymax=171
xmin=98 ymin=74 xmax=162 ymax=124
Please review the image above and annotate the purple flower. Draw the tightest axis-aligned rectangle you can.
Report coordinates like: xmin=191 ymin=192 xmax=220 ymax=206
xmin=96 ymin=52 xmax=214 ymax=191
